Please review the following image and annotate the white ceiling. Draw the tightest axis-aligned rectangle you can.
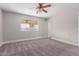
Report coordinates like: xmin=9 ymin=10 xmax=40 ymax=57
xmin=0 ymin=3 xmax=79 ymax=18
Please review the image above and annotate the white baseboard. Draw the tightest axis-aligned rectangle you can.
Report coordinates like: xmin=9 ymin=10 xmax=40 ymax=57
xmin=1 ymin=36 xmax=48 ymax=46
xmin=1 ymin=36 xmax=78 ymax=47
xmin=51 ymin=37 xmax=78 ymax=47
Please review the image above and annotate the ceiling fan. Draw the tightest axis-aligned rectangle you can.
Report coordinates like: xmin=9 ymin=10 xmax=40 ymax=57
xmin=36 ymin=3 xmax=51 ymax=14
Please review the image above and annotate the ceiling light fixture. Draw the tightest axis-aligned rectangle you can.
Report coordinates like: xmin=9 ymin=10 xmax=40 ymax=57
xmin=36 ymin=3 xmax=51 ymax=14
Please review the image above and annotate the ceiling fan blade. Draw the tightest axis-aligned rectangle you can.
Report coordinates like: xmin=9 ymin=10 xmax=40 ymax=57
xmin=38 ymin=3 xmax=44 ymax=5
xmin=38 ymin=3 xmax=43 ymax=6
xmin=42 ymin=9 xmax=48 ymax=13
xmin=42 ymin=4 xmax=51 ymax=8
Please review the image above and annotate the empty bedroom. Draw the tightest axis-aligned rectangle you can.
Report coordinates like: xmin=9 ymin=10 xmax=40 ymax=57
xmin=0 ymin=3 xmax=79 ymax=56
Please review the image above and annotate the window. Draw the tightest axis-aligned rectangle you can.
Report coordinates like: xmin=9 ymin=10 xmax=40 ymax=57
xmin=20 ymin=19 xmax=39 ymax=31
xmin=21 ymin=24 xmax=30 ymax=31
xmin=33 ymin=25 xmax=39 ymax=31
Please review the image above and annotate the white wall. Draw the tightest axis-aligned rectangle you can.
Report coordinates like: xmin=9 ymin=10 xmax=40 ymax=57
xmin=0 ymin=9 xmax=3 ymax=44
xmin=3 ymin=11 xmax=48 ymax=42
xmin=48 ymin=10 xmax=78 ymax=45
xmin=78 ymin=12 xmax=79 ymax=46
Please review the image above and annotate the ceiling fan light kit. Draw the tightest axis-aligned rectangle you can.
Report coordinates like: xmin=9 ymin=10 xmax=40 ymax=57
xmin=36 ymin=3 xmax=51 ymax=14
